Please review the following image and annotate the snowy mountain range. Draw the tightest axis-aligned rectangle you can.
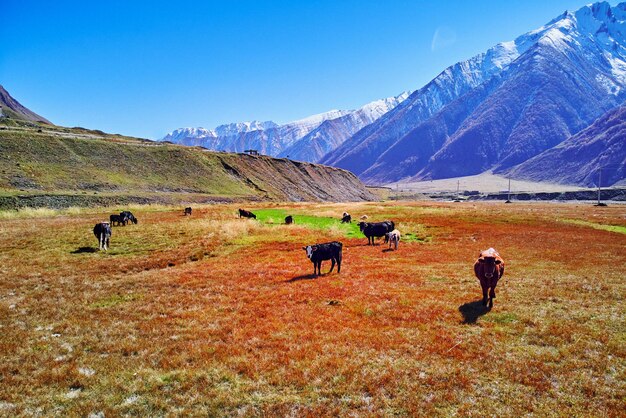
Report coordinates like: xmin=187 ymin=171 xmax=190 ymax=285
xmin=162 ymin=92 xmax=409 ymax=161
xmin=164 ymin=2 xmax=626 ymax=187
xmin=322 ymin=1 xmax=626 ymax=185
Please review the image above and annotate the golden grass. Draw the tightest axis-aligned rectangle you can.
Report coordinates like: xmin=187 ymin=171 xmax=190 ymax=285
xmin=0 ymin=201 xmax=624 ymax=416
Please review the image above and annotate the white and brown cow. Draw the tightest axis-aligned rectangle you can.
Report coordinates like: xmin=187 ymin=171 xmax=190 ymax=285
xmin=384 ymin=229 xmax=401 ymax=250
xmin=473 ymin=248 xmax=505 ymax=307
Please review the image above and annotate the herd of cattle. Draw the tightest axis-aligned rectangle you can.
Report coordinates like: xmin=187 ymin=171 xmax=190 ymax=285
xmin=91 ymin=207 xmax=505 ymax=306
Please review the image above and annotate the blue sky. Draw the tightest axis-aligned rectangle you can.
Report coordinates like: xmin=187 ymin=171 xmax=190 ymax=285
xmin=1 ymin=0 xmax=593 ymax=139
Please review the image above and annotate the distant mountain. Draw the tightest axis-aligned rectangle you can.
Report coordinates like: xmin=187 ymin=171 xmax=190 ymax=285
xmin=322 ymin=1 xmax=626 ymax=187
xmin=505 ymin=104 xmax=626 ymax=187
xmin=0 ymin=85 xmax=51 ymax=124
xmin=162 ymin=92 xmax=409 ymax=161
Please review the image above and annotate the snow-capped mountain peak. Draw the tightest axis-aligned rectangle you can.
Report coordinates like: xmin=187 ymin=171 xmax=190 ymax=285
xmin=322 ymin=1 xmax=626 ymax=186
xmin=287 ymin=109 xmax=350 ymax=128
xmin=161 ymin=92 xmax=409 ymax=160
xmin=163 ymin=127 xmax=217 ymax=142
xmin=213 ymin=120 xmax=278 ymax=137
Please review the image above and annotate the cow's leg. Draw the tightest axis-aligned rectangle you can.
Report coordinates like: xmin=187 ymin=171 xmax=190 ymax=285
xmin=329 ymin=258 xmax=335 ymax=273
xmin=394 ymin=240 xmax=398 ymax=250
xmin=480 ymin=281 xmax=489 ymax=306
xmin=317 ymin=261 xmax=322 ymax=276
xmin=337 ymin=255 xmax=341 ymax=273
xmin=489 ymin=280 xmax=497 ymax=306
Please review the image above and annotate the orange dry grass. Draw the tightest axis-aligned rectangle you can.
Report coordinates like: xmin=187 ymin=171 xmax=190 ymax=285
xmin=0 ymin=202 xmax=624 ymax=416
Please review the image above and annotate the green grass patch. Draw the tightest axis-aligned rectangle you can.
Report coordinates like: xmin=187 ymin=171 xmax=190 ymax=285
xmin=403 ymin=232 xmax=433 ymax=243
xmin=484 ymin=312 xmax=519 ymax=324
xmin=90 ymin=293 xmax=141 ymax=308
xmin=254 ymin=209 xmax=432 ymax=242
xmin=559 ymin=219 xmax=626 ymax=235
xmin=254 ymin=208 xmax=362 ymax=238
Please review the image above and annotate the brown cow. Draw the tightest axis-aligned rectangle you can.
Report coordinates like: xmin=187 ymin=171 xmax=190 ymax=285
xmin=473 ymin=248 xmax=505 ymax=307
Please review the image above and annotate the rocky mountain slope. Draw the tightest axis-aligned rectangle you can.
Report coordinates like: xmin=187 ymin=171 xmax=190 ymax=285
xmin=505 ymin=104 xmax=626 ymax=187
xmin=322 ymin=2 xmax=626 ymax=187
xmin=0 ymin=85 xmax=51 ymax=124
xmin=162 ymin=92 xmax=409 ymax=162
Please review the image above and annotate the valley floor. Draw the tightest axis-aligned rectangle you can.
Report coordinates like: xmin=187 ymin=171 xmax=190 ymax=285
xmin=0 ymin=202 xmax=624 ymax=416
xmin=385 ymin=172 xmax=593 ymax=194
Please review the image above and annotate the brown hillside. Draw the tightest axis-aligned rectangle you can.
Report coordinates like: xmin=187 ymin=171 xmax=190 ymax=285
xmin=0 ymin=120 xmax=375 ymax=209
xmin=0 ymin=85 xmax=52 ymax=124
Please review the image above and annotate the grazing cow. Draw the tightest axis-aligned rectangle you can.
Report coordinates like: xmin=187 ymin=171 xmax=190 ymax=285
xmin=120 ymin=211 xmax=138 ymax=224
xmin=238 ymin=208 xmax=256 ymax=219
xmin=109 ymin=214 xmax=126 ymax=226
xmin=473 ymin=248 xmax=505 ymax=307
xmin=341 ymin=212 xmax=351 ymax=223
xmin=285 ymin=215 xmax=294 ymax=224
xmin=93 ymin=222 xmax=111 ymax=251
xmin=384 ymin=229 xmax=401 ymax=250
xmin=359 ymin=220 xmax=395 ymax=245
xmin=184 ymin=207 xmax=192 ymax=216
xmin=302 ymin=241 xmax=342 ymax=276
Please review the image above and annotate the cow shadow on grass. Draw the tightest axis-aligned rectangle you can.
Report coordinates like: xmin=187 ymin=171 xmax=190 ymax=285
xmin=286 ymin=274 xmax=318 ymax=282
xmin=459 ymin=300 xmax=491 ymax=324
xmin=71 ymin=246 xmax=98 ymax=254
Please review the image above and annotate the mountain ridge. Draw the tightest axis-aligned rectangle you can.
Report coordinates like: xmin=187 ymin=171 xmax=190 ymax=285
xmin=326 ymin=1 xmax=626 ymax=187
xmin=504 ymin=104 xmax=626 ymax=187
xmin=0 ymin=85 xmax=51 ymax=124
xmin=162 ymin=92 xmax=409 ymax=161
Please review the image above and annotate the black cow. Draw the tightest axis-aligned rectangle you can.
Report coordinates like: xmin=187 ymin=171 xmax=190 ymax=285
xmin=358 ymin=220 xmax=395 ymax=245
xmin=341 ymin=212 xmax=351 ymax=223
xmin=239 ymin=208 xmax=256 ymax=219
xmin=285 ymin=215 xmax=294 ymax=224
xmin=184 ymin=207 xmax=192 ymax=216
xmin=93 ymin=222 xmax=112 ymax=251
xmin=302 ymin=241 xmax=342 ymax=276
xmin=109 ymin=214 xmax=126 ymax=226
xmin=120 ymin=211 xmax=138 ymax=224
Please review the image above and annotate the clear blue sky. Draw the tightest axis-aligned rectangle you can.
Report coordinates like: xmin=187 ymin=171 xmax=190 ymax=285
xmin=1 ymin=0 xmax=593 ymax=139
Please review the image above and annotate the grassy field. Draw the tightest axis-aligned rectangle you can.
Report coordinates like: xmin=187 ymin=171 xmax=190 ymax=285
xmin=0 ymin=201 xmax=624 ymax=416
